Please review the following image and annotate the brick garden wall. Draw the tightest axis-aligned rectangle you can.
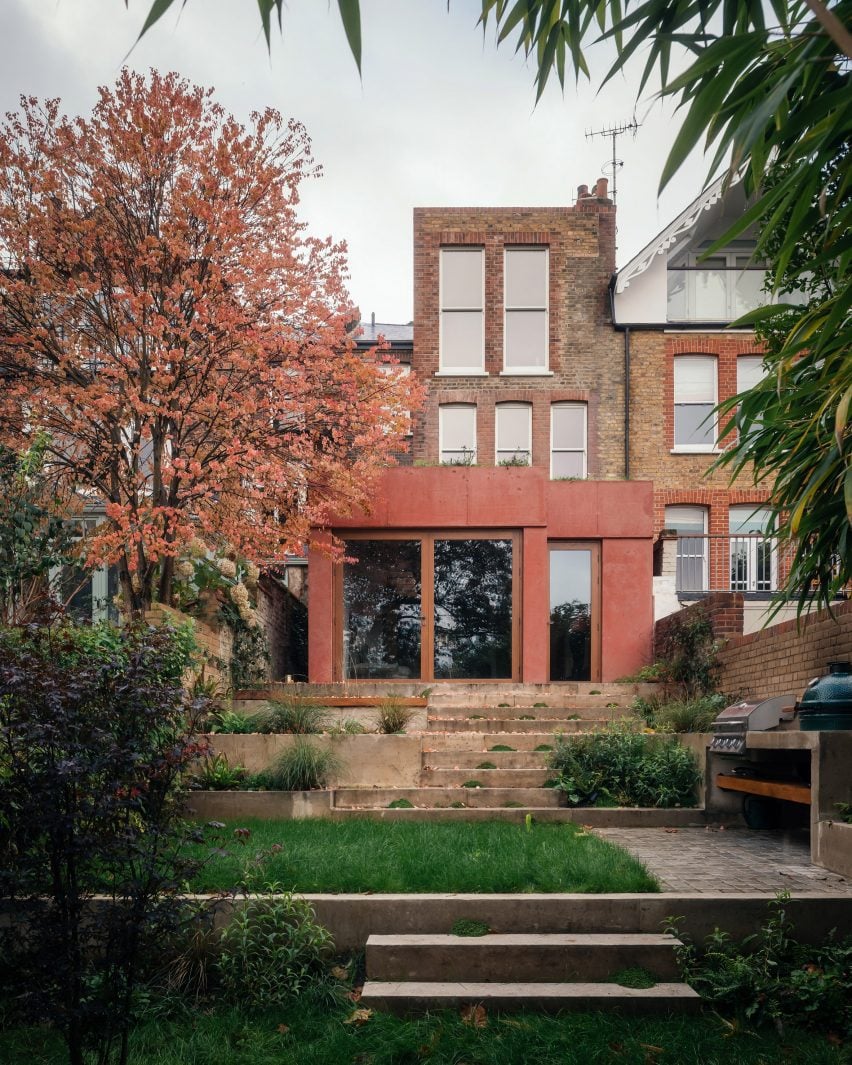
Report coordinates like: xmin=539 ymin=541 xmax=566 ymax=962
xmin=654 ymin=592 xmax=745 ymax=657
xmin=411 ymin=188 xmax=627 ymax=479
xmin=145 ymin=602 xmax=233 ymax=686
xmin=716 ymin=599 xmax=852 ymax=699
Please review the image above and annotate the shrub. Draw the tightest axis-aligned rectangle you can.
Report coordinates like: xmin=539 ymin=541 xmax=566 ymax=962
xmin=328 ymin=717 xmax=367 ymax=735
xmin=191 ymin=753 xmax=247 ymax=791
xmin=671 ymin=893 xmax=852 ymax=1037
xmin=374 ymin=697 xmax=415 ymax=734
xmin=258 ymin=740 xmax=342 ymax=790
xmin=548 ymin=723 xmax=698 ymax=808
xmin=648 ymin=693 xmax=728 ymax=734
xmin=655 ymin=608 xmax=719 ymax=697
xmin=203 ymin=709 xmax=257 ymax=734
xmin=451 ymin=919 xmax=490 ymax=937
xmin=0 ymin=622 xmax=210 ymax=1065
xmin=260 ymin=696 xmax=329 ymax=734
xmin=217 ymin=886 xmax=333 ymax=1009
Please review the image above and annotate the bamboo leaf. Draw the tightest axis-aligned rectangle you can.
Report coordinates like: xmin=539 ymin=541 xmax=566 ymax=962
xmin=337 ymin=0 xmax=362 ymax=74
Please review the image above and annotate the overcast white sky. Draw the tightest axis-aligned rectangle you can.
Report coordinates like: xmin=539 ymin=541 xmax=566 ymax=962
xmin=0 ymin=0 xmax=713 ymax=322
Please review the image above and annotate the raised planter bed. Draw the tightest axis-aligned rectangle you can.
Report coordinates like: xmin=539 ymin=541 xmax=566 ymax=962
xmin=814 ymin=819 xmax=852 ymax=879
xmin=186 ymin=788 xmax=332 ymax=820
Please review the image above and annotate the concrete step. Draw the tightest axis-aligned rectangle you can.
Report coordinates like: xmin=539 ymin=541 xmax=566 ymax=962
xmin=426 ymin=682 xmax=660 ymax=706
xmin=431 ymin=700 xmax=635 ymax=716
xmin=420 ymin=768 xmax=555 ymax=788
xmin=359 ymin=980 xmax=701 ymax=1015
xmin=329 ymin=805 xmax=706 ymax=827
xmin=366 ymin=933 xmax=681 ymax=983
xmin=422 ymin=750 xmax=551 ymax=770
xmin=332 ymin=786 xmax=562 ymax=809
xmin=424 ymin=734 xmax=561 ymax=752
xmin=428 ymin=717 xmax=609 ymax=734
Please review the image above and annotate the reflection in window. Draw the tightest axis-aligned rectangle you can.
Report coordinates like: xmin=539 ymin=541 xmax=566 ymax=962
xmin=343 ymin=540 xmax=422 ymax=679
xmin=729 ymin=506 xmax=775 ymax=592
xmin=434 ymin=539 xmax=512 ymax=679
xmin=549 ymin=547 xmax=592 ymax=681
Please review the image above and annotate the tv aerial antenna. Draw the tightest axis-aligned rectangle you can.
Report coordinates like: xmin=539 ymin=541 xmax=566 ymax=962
xmin=585 ymin=118 xmax=640 ymax=205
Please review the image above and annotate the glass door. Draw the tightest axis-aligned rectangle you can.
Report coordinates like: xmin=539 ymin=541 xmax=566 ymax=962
xmin=339 ymin=532 xmax=518 ymax=681
xmin=342 ymin=539 xmax=422 ymax=679
xmin=549 ymin=543 xmax=600 ymax=682
xmin=433 ymin=536 xmax=514 ymax=679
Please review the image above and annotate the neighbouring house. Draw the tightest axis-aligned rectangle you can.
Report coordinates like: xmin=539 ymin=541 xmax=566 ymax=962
xmin=612 ymin=177 xmax=805 ymax=631
xmin=306 ymin=181 xmax=656 ymax=685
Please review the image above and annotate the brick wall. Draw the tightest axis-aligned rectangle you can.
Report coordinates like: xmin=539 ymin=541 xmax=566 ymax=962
xmin=145 ymin=602 xmax=233 ymax=686
xmin=717 ymin=599 xmax=852 ymax=699
xmin=411 ymin=189 xmax=627 ymax=479
xmin=256 ymin=570 xmax=308 ymax=682
xmin=654 ymin=592 xmax=744 ymax=658
xmin=629 ymin=330 xmax=771 ymax=535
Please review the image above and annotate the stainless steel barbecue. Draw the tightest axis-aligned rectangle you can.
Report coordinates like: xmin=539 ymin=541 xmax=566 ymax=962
xmin=709 ymin=695 xmax=797 ymax=755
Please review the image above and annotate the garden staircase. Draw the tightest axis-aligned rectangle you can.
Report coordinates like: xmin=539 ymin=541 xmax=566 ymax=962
xmin=360 ymin=930 xmax=700 ymax=1014
xmin=331 ymin=682 xmax=672 ymax=819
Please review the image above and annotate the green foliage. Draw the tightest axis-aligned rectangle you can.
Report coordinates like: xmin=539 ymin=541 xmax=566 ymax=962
xmin=549 ymin=724 xmax=699 ymax=808
xmin=0 ymin=439 xmax=75 ymax=625
xmin=655 ymin=609 xmax=719 ymax=698
xmin=451 ymin=918 xmax=490 ymax=937
xmin=461 ymin=780 xmax=482 ymax=788
xmin=387 ymin=798 xmax=414 ymax=809
xmin=490 ymin=744 xmax=515 ymax=751
xmin=374 ymin=697 xmax=414 ymax=734
xmin=535 ymin=744 xmax=553 ymax=752
xmin=191 ymin=754 xmax=247 ymax=791
xmin=611 ymin=967 xmax=656 ymax=989
xmin=327 ymin=717 xmax=367 ymax=735
xmin=476 ymin=761 xmax=497 ymax=769
xmin=219 ymin=600 xmax=270 ymax=691
xmin=260 ymin=697 xmax=329 ymax=735
xmin=258 ymin=741 xmax=342 ymax=791
xmin=217 ymin=887 xmax=333 ymax=1010
xmin=834 ymin=803 xmax=852 ymax=825
xmin=0 ymin=622 xmax=212 ymax=1065
xmin=616 ymin=663 xmax=666 ymax=683
xmin=203 ymin=709 xmax=257 ymax=734
xmin=638 ymin=693 xmax=728 ymax=733
xmin=671 ymin=893 xmax=852 ymax=1037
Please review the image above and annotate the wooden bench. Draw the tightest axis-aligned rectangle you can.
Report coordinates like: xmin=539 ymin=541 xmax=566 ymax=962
xmin=716 ymin=773 xmax=811 ymax=806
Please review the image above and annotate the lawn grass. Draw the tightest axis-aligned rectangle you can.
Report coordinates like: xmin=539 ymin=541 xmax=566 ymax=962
xmin=186 ymin=818 xmax=659 ymax=894
xmin=1 ymin=1001 xmax=843 ymax=1065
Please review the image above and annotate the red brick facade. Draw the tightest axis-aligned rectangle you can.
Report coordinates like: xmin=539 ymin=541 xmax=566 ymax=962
xmin=411 ymin=187 xmax=626 ymax=479
xmin=629 ymin=329 xmax=771 ymax=537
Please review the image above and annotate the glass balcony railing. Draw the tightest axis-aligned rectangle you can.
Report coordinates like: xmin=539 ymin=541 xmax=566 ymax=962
xmin=666 ymin=268 xmax=806 ymax=322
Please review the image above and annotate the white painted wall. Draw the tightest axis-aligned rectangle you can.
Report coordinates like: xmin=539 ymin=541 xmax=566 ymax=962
xmin=614 ymin=253 xmax=668 ymax=324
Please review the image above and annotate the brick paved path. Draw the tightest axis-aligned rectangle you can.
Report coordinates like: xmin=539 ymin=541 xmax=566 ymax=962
xmin=594 ymin=827 xmax=852 ymax=894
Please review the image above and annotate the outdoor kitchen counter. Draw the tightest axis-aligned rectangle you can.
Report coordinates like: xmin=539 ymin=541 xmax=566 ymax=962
xmin=745 ymin=730 xmax=817 ymax=750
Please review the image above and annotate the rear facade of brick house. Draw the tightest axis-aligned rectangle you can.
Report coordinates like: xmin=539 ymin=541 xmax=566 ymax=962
xmin=306 ymin=181 xmax=657 ymax=686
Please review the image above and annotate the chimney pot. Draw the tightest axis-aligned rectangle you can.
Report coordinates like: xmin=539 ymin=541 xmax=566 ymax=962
xmin=371 ymin=311 xmax=375 ymax=329
xmin=576 ymin=184 xmax=589 ymax=202
xmin=595 ymin=177 xmax=609 ymax=199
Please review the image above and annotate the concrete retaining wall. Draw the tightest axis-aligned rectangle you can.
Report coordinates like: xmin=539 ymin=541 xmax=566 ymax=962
xmin=186 ymin=789 xmax=331 ymax=820
xmin=815 ymin=820 xmax=852 ymax=879
xmin=210 ymin=733 xmax=422 ymax=788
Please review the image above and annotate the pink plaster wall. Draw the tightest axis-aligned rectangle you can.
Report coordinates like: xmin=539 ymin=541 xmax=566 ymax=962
xmin=309 ymin=468 xmax=653 ymax=684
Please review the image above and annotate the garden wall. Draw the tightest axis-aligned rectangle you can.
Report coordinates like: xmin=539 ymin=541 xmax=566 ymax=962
xmin=716 ymin=599 xmax=852 ymax=700
xmin=653 ymin=593 xmax=744 ymax=658
xmin=145 ymin=603 xmax=233 ymax=686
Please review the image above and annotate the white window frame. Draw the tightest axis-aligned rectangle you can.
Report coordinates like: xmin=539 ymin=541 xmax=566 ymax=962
xmin=729 ymin=505 xmax=777 ymax=592
xmin=495 ymin=402 xmax=532 ymax=466
xmin=438 ymin=403 xmax=477 ymax=465
xmin=550 ymin=402 xmax=587 ymax=479
xmin=673 ymin=354 xmax=718 ymax=453
xmin=665 ymin=504 xmax=708 ymax=592
xmin=502 ymin=246 xmax=551 ymax=375
xmin=438 ymin=247 xmax=486 ymax=376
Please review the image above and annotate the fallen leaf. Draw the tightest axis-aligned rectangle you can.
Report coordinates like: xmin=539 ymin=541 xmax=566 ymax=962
xmin=276 ymin=1024 xmax=290 ymax=1035
xmin=331 ymin=965 xmax=350 ymax=980
xmin=460 ymin=1003 xmax=487 ymax=1028
xmin=348 ymin=986 xmax=363 ymax=1002
xmin=663 ymin=828 xmax=679 ymax=834
xmin=344 ymin=1008 xmax=373 ymax=1026
xmin=827 ymin=1032 xmax=843 ymax=1046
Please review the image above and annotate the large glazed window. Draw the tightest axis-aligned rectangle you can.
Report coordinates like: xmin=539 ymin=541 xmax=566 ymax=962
xmin=496 ymin=402 xmax=532 ymax=465
xmin=433 ymin=538 xmax=513 ymax=679
xmin=673 ymin=355 xmax=717 ymax=450
xmin=343 ymin=539 xmax=422 ymax=679
xmin=551 ymin=403 xmax=587 ymax=478
xmin=504 ymin=247 xmax=548 ymax=371
xmin=440 ymin=248 xmax=484 ymax=373
xmin=439 ymin=404 xmax=477 ymax=464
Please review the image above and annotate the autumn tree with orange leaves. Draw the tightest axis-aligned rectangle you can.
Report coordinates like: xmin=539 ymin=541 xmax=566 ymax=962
xmin=0 ymin=70 xmax=417 ymax=614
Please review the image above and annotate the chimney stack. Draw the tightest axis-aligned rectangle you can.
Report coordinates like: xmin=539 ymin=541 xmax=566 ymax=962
xmin=371 ymin=311 xmax=375 ymax=330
